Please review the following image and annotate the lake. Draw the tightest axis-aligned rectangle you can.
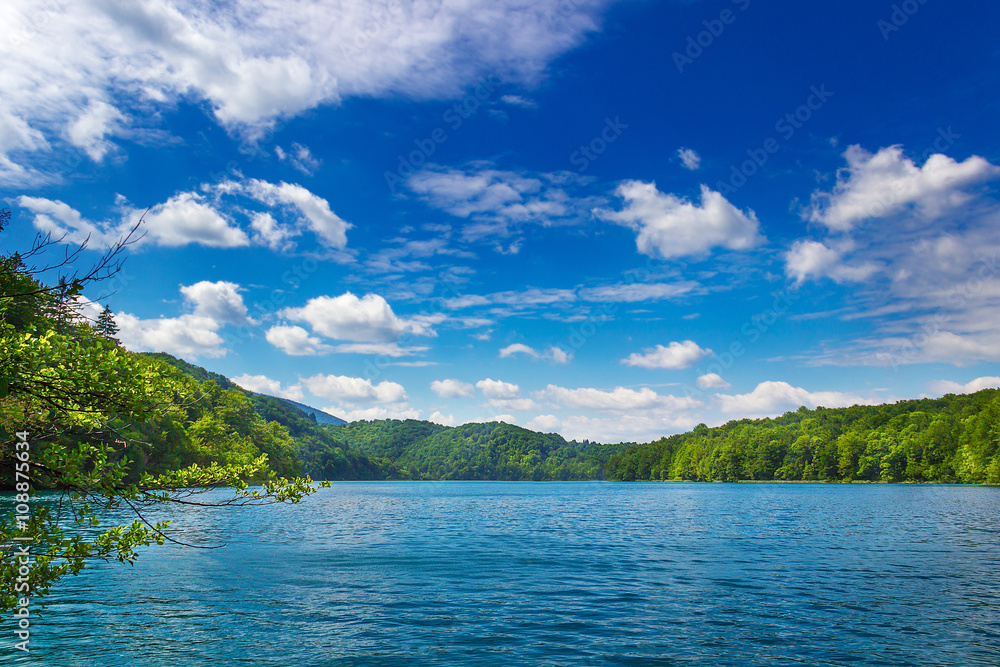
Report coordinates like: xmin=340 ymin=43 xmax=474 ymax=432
xmin=10 ymin=482 xmax=1000 ymax=665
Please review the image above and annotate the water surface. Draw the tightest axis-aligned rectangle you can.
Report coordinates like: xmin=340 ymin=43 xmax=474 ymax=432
xmin=8 ymin=482 xmax=1000 ymax=665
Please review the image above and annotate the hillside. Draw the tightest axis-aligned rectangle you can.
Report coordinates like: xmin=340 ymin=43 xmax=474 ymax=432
xmin=606 ymin=388 xmax=1000 ymax=483
xmin=328 ymin=419 xmax=629 ymax=480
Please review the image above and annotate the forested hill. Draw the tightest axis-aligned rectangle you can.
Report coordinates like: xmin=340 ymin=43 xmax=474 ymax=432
xmin=142 ymin=354 xmax=626 ymax=481
xmin=328 ymin=419 xmax=630 ymax=480
xmin=606 ymin=389 xmax=1000 ymax=483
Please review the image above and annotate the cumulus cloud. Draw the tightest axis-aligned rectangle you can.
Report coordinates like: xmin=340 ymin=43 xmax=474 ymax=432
xmin=717 ymin=381 xmax=871 ymax=419
xmin=244 ymin=179 xmax=350 ymax=248
xmin=621 ymin=340 xmax=710 ymax=370
xmin=677 ymin=147 xmax=701 ymax=171
xmin=696 ymin=373 xmax=730 ymax=390
xmin=231 ymin=374 xmax=304 ymax=401
xmin=113 ymin=280 xmax=258 ymax=359
xmin=805 ymin=145 xmax=1000 ymax=231
xmin=596 ymin=181 xmax=763 ymax=259
xmin=428 ymin=411 xmax=458 ymax=426
xmin=17 ymin=193 xmax=249 ymax=250
xmin=303 ymin=374 xmax=407 ymax=404
xmin=116 ymin=313 xmax=226 ymax=360
xmin=281 ymin=292 xmax=434 ymax=343
xmin=476 ymin=378 xmax=521 ymax=399
xmin=431 ymin=379 xmax=476 ymax=398
xmin=926 ymin=377 xmax=1000 ymax=396
xmin=1 ymin=0 xmax=612 ymax=180
xmin=180 ymin=281 xmax=256 ymax=326
xmin=499 ymin=343 xmax=571 ymax=364
xmin=525 ymin=414 xmax=561 ymax=432
xmin=265 ymin=325 xmax=333 ymax=356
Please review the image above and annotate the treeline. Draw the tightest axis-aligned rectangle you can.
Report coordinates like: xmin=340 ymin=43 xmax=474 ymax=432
xmin=606 ymin=390 xmax=1000 ymax=483
xmin=328 ymin=419 xmax=629 ymax=480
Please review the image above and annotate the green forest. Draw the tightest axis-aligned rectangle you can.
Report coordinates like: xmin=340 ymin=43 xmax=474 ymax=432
xmin=328 ymin=419 xmax=628 ymax=480
xmin=605 ymin=389 xmax=1000 ymax=483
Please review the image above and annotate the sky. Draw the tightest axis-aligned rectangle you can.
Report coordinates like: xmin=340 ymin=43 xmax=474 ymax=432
xmin=3 ymin=0 xmax=1000 ymax=442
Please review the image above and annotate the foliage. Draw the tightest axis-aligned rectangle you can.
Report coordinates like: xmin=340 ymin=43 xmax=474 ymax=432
xmin=328 ymin=420 xmax=629 ymax=481
xmin=0 ymin=214 xmax=327 ymax=613
xmin=605 ymin=391 xmax=1000 ymax=483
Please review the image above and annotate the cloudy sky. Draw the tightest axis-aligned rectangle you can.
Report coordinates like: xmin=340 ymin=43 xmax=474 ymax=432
xmin=3 ymin=0 xmax=1000 ymax=442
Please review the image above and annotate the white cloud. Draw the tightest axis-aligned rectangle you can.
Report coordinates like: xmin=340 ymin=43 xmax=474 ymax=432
xmin=0 ymin=0 xmax=612 ymax=178
xmin=144 ymin=192 xmax=250 ymax=248
xmin=784 ymin=240 xmax=880 ymax=284
xmin=926 ymin=377 xmax=1000 ymax=396
xmin=244 ymin=179 xmax=350 ymax=248
xmin=328 ymin=343 xmax=430 ymax=357
xmin=525 ymin=414 xmax=561 ymax=432
xmin=488 ymin=398 xmax=539 ymax=412
xmin=265 ymin=325 xmax=333 ymax=356
xmin=67 ymin=100 xmax=124 ymax=161
xmin=282 ymin=292 xmax=434 ymax=343
xmin=17 ymin=192 xmax=249 ymax=249
xmin=596 ymin=181 xmax=763 ymax=259
xmin=428 ymin=411 xmax=458 ymax=426
xmin=622 ymin=340 xmax=711 ymax=370
xmin=303 ymin=374 xmax=407 ymax=404
xmin=431 ymin=379 xmax=476 ymax=398
xmin=578 ymin=281 xmax=698 ymax=302
xmin=499 ymin=343 xmax=571 ymax=364
xmin=250 ymin=211 xmax=298 ymax=251
xmin=555 ymin=413 xmax=701 ymax=443
xmin=677 ymin=147 xmax=701 ymax=171
xmin=230 ymin=374 xmax=304 ymax=401
xmin=113 ymin=280 xmax=258 ymax=359
xmin=500 ymin=94 xmax=537 ymax=108
xmin=717 ymin=381 xmax=871 ymax=419
xmin=407 ymin=164 xmax=600 ymax=243
xmin=335 ymin=406 xmax=421 ymax=422
xmin=696 ymin=373 xmax=730 ymax=390
xmin=535 ymin=384 xmax=702 ymax=412
xmin=180 ymin=281 xmax=256 ymax=326
xmin=476 ymin=378 xmax=521 ymax=399
xmin=276 ymin=142 xmax=321 ymax=175
xmin=805 ymin=145 xmax=1000 ymax=231
xmin=116 ymin=313 xmax=226 ymax=360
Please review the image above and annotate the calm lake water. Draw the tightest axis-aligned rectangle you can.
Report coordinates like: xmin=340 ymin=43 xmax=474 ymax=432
xmin=8 ymin=482 xmax=1000 ymax=665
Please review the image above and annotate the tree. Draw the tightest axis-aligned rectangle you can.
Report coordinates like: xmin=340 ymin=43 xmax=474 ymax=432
xmin=95 ymin=306 xmax=119 ymax=341
xmin=0 ymin=209 xmax=327 ymax=613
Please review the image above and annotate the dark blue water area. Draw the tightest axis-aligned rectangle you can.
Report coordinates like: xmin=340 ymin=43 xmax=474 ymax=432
xmin=5 ymin=482 xmax=1000 ymax=665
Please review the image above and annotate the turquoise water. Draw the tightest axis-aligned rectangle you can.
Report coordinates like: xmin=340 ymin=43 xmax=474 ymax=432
xmin=8 ymin=482 xmax=1000 ymax=665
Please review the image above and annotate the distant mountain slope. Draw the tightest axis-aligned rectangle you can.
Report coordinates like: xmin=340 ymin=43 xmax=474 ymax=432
xmin=138 ymin=352 xmax=390 ymax=480
xmin=271 ymin=397 xmax=346 ymax=425
xmin=606 ymin=388 xmax=1000 ymax=483
xmin=327 ymin=419 xmax=629 ymax=480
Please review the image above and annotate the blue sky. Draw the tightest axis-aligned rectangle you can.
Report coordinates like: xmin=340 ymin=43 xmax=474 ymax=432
xmin=3 ymin=0 xmax=1000 ymax=442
